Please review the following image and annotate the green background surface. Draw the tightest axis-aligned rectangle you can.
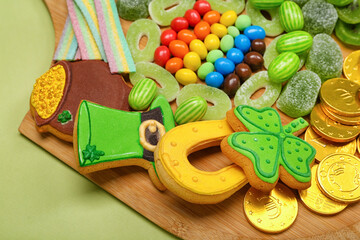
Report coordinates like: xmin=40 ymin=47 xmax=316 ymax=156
xmin=0 ymin=1 xmax=177 ymax=239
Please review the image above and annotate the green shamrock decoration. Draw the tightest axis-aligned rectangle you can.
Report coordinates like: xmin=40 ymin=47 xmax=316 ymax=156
xmin=82 ymin=144 xmax=105 ymax=163
xmin=227 ymin=105 xmax=316 ymax=185
xmin=57 ymin=110 xmax=72 ymax=124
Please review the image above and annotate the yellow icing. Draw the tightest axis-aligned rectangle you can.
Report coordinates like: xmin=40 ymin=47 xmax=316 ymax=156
xmin=30 ymin=65 xmax=66 ymax=119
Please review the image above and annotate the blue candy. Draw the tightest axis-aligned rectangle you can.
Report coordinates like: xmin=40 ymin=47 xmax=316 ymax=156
xmin=226 ymin=48 xmax=244 ymax=65
xmin=244 ymin=26 xmax=266 ymax=41
xmin=234 ymin=34 xmax=251 ymax=53
xmin=205 ymin=72 xmax=224 ymax=88
xmin=214 ymin=58 xmax=235 ymax=75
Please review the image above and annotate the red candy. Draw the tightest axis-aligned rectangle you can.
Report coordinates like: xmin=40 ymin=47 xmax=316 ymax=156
xmin=165 ymin=57 xmax=183 ymax=74
xmin=160 ymin=29 xmax=177 ymax=46
xmin=203 ymin=10 xmax=220 ymax=25
xmin=194 ymin=21 xmax=211 ymax=40
xmin=184 ymin=9 xmax=201 ymax=27
xmin=169 ymin=40 xmax=189 ymax=59
xmin=171 ymin=17 xmax=189 ymax=32
xmin=193 ymin=0 xmax=211 ymax=16
xmin=177 ymin=29 xmax=197 ymax=45
xmin=154 ymin=46 xmax=171 ymax=67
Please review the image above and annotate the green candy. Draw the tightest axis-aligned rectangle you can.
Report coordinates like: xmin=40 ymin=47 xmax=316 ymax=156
xmin=234 ymin=71 xmax=282 ymax=109
xmin=207 ymin=0 xmax=245 ymax=14
xmin=336 ymin=0 xmax=360 ymax=24
xmin=249 ymin=0 xmax=284 ymax=9
xmin=235 ymin=15 xmax=252 ymax=31
xmin=279 ymin=1 xmax=304 ymax=32
xmin=206 ymin=49 xmax=224 ymax=63
xmin=276 ymin=31 xmax=312 ymax=54
xmin=126 ymin=19 xmax=161 ymax=63
xmin=128 ymin=78 xmax=157 ymax=110
xmin=268 ymin=52 xmax=300 ymax=83
xmin=220 ymin=35 xmax=234 ymax=53
xmin=290 ymin=0 xmax=309 ymax=7
xmin=335 ymin=20 xmax=360 ymax=47
xmin=175 ymin=96 xmax=207 ymax=125
xmin=327 ymin=0 xmax=353 ymax=7
xmin=117 ymin=0 xmax=150 ymax=21
xmin=197 ymin=62 xmax=215 ymax=80
xmin=227 ymin=26 xmax=240 ymax=37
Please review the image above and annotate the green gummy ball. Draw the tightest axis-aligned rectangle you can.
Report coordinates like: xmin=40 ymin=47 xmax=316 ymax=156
xmin=198 ymin=62 xmax=215 ymax=80
xmin=235 ymin=15 xmax=252 ymax=31
xmin=227 ymin=26 xmax=240 ymax=37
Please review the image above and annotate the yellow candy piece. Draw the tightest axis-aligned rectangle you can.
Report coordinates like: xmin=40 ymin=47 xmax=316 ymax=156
xmin=343 ymin=50 xmax=360 ymax=85
xmin=220 ymin=10 xmax=237 ymax=27
xmin=210 ymin=23 xmax=228 ymax=38
xmin=175 ymin=68 xmax=198 ymax=85
xmin=204 ymin=33 xmax=220 ymax=51
xmin=183 ymin=52 xmax=201 ymax=71
xmin=189 ymin=40 xmax=208 ymax=60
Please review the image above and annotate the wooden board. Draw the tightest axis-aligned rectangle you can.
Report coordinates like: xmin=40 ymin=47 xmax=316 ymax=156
xmin=19 ymin=0 xmax=360 ymax=239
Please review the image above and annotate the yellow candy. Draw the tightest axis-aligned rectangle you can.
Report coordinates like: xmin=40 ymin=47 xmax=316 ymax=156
xmin=175 ymin=68 xmax=198 ymax=85
xmin=220 ymin=10 xmax=237 ymax=27
xmin=210 ymin=23 xmax=227 ymax=38
xmin=183 ymin=52 xmax=201 ymax=71
xmin=204 ymin=34 xmax=220 ymax=51
xmin=189 ymin=40 xmax=208 ymax=60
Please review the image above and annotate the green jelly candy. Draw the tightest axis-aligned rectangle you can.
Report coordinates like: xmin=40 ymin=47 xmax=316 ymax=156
xmin=227 ymin=26 xmax=240 ymax=37
xmin=206 ymin=49 xmax=224 ymax=63
xmin=327 ymin=0 xmax=353 ymax=7
xmin=336 ymin=0 xmax=360 ymax=24
xmin=130 ymin=62 xmax=180 ymax=102
xmin=177 ymin=84 xmax=231 ymax=120
xmin=234 ymin=71 xmax=282 ymax=108
xmin=128 ymin=78 xmax=157 ymax=110
xmin=276 ymin=31 xmax=312 ymax=54
xmin=220 ymin=35 xmax=234 ymax=53
xmin=290 ymin=0 xmax=309 ymax=7
xmin=268 ymin=52 xmax=300 ymax=83
xmin=207 ymin=0 xmax=245 ymax=14
xmin=302 ymin=0 xmax=338 ymax=36
xmin=149 ymin=0 xmax=195 ymax=26
xmin=249 ymin=0 xmax=284 ymax=9
xmin=175 ymin=96 xmax=207 ymax=125
xmin=197 ymin=62 xmax=215 ymax=80
xmin=117 ymin=0 xmax=150 ymax=21
xmin=126 ymin=19 xmax=161 ymax=63
xmin=246 ymin=1 xmax=284 ymax=37
xmin=335 ymin=20 xmax=360 ymax=47
xmin=277 ymin=70 xmax=321 ymax=118
xmin=279 ymin=1 xmax=304 ymax=32
xmin=235 ymin=15 xmax=252 ymax=31
xmin=305 ymin=34 xmax=343 ymax=82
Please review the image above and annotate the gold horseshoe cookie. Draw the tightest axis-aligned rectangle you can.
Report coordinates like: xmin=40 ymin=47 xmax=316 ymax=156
xmin=154 ymin=119 xmax=248 ymax=204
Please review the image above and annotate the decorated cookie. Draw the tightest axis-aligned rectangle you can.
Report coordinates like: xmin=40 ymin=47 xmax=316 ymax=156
xmin=221 ymin=106 xmax=315 ymax=192
xmin=74 ymin=95 xmax=175 ymax=190
xmin=30 ymin=60 xmax=131 ymax=142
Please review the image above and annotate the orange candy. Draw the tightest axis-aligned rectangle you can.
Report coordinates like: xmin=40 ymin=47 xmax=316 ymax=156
xmin=203 ymin=10 xmax=220 ymax=25
xmin=165 ymin=57 xmax=183 ymax=74
xmin=169 ymin=40 xmax=189 ymax=59
xmin=194 ymin=21 xmax=211 ymax=40
xmin=177 ymin=29 xmax=197 ymax=45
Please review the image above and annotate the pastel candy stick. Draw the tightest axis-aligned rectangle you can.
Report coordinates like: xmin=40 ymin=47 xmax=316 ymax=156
xmin=67 ymin=0 xmax=102 ymax=60
xmin=94 ymin=0 xmax=136 ymax=73
xmin=53 ymin=16 xmax=78 ymax=61
xmin=74 ymin=48 xmax=82 ymax=60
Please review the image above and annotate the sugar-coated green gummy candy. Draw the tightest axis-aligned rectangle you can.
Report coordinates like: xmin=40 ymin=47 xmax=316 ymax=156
xmin=246 ymin=1 xmax=284 ymax=37
xmin=198 ymin=62 xmax=215 ymax=80
xmin=335 ymin=20 xmax=360 ymax=47
xmin=268 ymin=52 xmax=300 ymax=83
xmin=277 ymin=70 xmax=321 ymax=118
xmin=327 ymin=0 xmax=353 ymax=7
xmin=235 ymin=15 xmax=252 ymax=31
xmin=126 ymin=19 xmax=160 ymax=63
xmin=227 ymin=26 xmax=240 ymax=37
xmin=220 ymin=35 xmax=234 ymax=53
xmin=276 ymin=31 xmax=312 ymax=54
xmin=176 ymin=84 xmax=231 ymax=120
xmin=128 ymin=78 xmax=157 ymax=110
xmin=336 ymin=0 xmax=360 ymax=24
xmin=290 ymin=0 xmax=309 ymax=8
xmin=175 ymin=96 xmax=207 ymax=125
xmin=207 ymin=0 xmax=245 ymax=14
xmin=234 ymin=71 xmax=282 ymax=108
xmin=117 ymin=0 xmax=150 ymax=21
xmin=130 ymin=62 xmax=180 ymax=102
xmin=279 ymin=1 xmax=304 ymax=32
xmin=206 ymin=50 xmax=224 ymax=63
xmin=302 ymin=0 xmax=338 ymax=36
xmin=249 ymin=0 xmax=284 ymax=9
xmin=305 ymin=34 xmax=343 ymax=82
xmin=149 ymin=0 xmax=195 ymax=26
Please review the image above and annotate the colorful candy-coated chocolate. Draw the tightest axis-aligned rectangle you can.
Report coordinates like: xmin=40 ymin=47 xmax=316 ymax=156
xmin=154 ymin=46 xmax=171 ymax=67
xmin=189 ymin=39 xmax=208 ymax=60
xmin=244 ymin=51 xmax=264 ymax=71
xmin=177 ymin=29 xmax=197 ymax=44
xmin=235 ymin=63 xmax=252 ymax=82
xmin=204 ymin=34 xmax=220 ymax=51
xmin=235 ymin=15 xmax=252 ymax=31
xmin=226 ymin=48 xmax=244 ymax=65
xmin=128 ymin=78 xmax=157 ymax=110
xmin=220 ymin=10 xmax=237 ymax=26
xmin=169 ymin=40 xmax=189 ymax=58
xmin=206 ymin=49 xmax=224 ymax=63
xmin=268 ymin=52 xmax=300 ymax=83
xmin=234 ymin=34 xmax=251 ymax=53
xmin=161 ymin=29 xmax=177 ymax=46
xmin=244 ymin=25 xmax=266 ymax=40
xmin=197 ymin=62 xmax=215 ymax=80
xmin=183 ymin=52 xmax=202 ymax=71
xmin=215 ymin=58 xmax=235 ymax=75
xmin=194 ymin=21 xmax=211 ymax=40
xmin=279 ymin=1 xmax=304 ymax=32
xmin=171 ymin=17 xmax=189 ymax=32
xmin=251 ymin=39 xmax=266 ymax=55
xmin=205 ymin=72 xmax=225 ymax=88
xmin=276 ymin=31 xmax=312 ymax=54
xmin=227 ymin=26 xmax=240 ymax=37
xmin=184 ymin=9 xmax=201 ymax=27
xmin=249 ymin=0 xmax=284 ymax=9
xmin=203 ymin=10 xmax=221 ymax=25
xmin=223 ymin=73 xmax=241 ymax=97
xmin=165 ymin=57 xmax=183 ymax=74
xmin=175 ymin=68 xmax=198 ymax=85
xmin=193 ymin=0 xmax=212 ymax=16
xmin=210 ymin=23 xmax=228 ymax=38
xmin=220 ymin=34 xmax=235 ymax=53
xmin=175 ymin=96 xmax=208 ymax=125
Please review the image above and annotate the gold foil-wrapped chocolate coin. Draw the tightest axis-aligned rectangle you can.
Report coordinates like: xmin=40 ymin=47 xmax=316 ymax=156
xmin=299 ymin=164 xmax=347 ymax=215
xmin=244 ymin=183 xmax=298 ymax=233
xmin=343 ymin=50 xmax=360 ymax=85
xmin=317 ymin=153 xmax=360 ymax=203
xmin=320 ymin=103 xmax=360 ymax=126
xmin=320 ymin=78 xmax=360 ymax=117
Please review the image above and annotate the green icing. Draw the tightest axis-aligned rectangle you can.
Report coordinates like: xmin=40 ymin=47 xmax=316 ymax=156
xmin=150 ymin=95 xmax=175 ymax=132
xmin=228 ymin=105 xmax=315 ymax=183
xmin=57 ymin=110 xmax=72 ymax=124
xmin=283 ymin=118 xmax=309 ymax=135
